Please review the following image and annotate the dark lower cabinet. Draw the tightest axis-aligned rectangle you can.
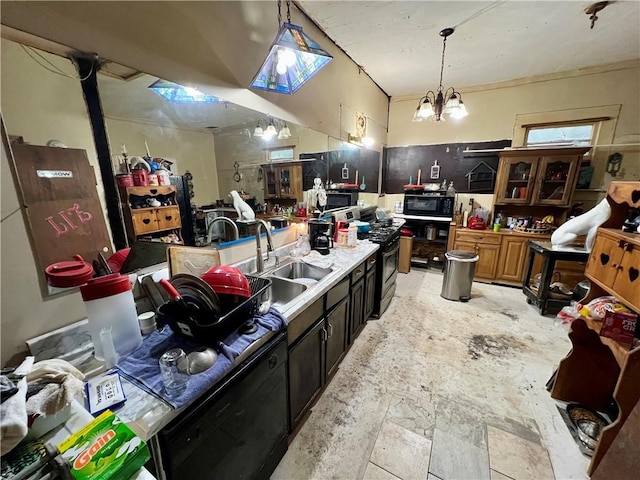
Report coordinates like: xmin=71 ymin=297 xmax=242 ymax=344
xmin=289 ymin=320 xmax=325 ymax=428
xmin=365 ymin=267 xmax=376 ymax=320
xmin=157 ymin=332 xmax=288 ymax=480
xmin=326 ymin=295 xmax=350 ymax=379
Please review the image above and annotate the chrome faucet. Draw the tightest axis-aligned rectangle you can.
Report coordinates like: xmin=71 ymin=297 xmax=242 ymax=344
xmin=254 ymin=219 xmax=274 ymax=273
xmin=206 ymin=217 xmax=239 ymax=245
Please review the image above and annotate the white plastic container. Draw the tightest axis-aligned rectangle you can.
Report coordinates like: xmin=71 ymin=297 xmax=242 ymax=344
xmin=80 ymin=273 xmax=143 ymax=360
xmin=347 ymin=223 xmax=358 ymax=247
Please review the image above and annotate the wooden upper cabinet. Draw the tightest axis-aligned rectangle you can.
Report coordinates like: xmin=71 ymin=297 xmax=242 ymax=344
xmin=532 ymin=155 xmax=579 ymax=206
xmin=495 ymin=147 xmax=590 ymax=207
xmin=263 ymin=163 xmax=303 ymax=202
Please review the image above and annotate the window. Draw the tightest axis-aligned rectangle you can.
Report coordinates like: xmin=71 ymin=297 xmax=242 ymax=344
xmin=525 ymin=123 xmax=595 ymax=147
xmin=267 ymin=147 xmax=295 ymax=162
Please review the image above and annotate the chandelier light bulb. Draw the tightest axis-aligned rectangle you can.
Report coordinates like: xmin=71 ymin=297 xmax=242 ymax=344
xmin=276 ymin=61 xmax=288 ymax=75
xmin=264 ymin=123 xmax=278 ymax=139
xmin=254 ymin=125 xmax=264 ymax=137
xmin=418 ymin=98 xmax=435 ymax=119
xmin=279 ymin=48 xmax=297 ymax=68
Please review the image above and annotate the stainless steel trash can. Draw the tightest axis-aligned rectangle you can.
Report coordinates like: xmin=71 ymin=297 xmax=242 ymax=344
xmin=440 ymin=250 xmax=479 ymax=302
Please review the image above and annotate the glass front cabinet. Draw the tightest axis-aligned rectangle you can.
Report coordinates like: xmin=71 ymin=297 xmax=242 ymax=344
xmin=495 ymin=147 xmax=589 ymax=207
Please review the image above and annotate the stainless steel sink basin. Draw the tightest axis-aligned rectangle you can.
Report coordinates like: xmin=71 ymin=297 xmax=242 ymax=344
xmin=271 ymin=261 xmax=333 ymax=283
xmin=268 ymin=276 xmax=308 ymax=309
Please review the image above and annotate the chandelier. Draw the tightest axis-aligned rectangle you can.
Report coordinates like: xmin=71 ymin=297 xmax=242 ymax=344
xmin=253 ymin=118 xmax=291 ymax=140
xmin=413 ymin=28 xmax=468 ymax=123
xmin=250 ymin=0 xmax=333 ymax=94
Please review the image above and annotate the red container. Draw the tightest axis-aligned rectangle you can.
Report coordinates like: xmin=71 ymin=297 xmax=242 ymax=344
xmin=132 ymin=168 xmax=149 ymax=186
xmin=45 ymin=254 xmax=94 ymax=288
xmin=116 ymin=174 xmax=134 ymax=187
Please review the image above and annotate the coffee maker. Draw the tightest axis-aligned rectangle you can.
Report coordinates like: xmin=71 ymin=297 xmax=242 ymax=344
xmin=308 ymin=219 xmax=333 ymax=255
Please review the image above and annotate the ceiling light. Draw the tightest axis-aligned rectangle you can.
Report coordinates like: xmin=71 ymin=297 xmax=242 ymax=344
xmin=263 ymin=121 xmax=278 ymax=139
xmin=253 ymin=124 xmax=264 ymax=137
xmin=278 ymin=124 xmax=292 ymax=139
xmin=413 ymin=28 xmax=468 ymax=123
xmin=250 ymin=0 xmax=333 ymax=94
xmin=148 ymin=80 xmax=222 ymax=103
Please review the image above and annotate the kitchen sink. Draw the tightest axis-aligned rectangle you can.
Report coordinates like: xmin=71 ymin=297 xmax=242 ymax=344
xmin=267 ymin=276 xmax=308 ymax=309
xmin=270 ymin=261 xmax=333 ymax=282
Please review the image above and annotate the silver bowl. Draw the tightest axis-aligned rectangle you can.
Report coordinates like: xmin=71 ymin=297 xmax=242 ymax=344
xmin=576 ymin=419 xmax=602 ymax=450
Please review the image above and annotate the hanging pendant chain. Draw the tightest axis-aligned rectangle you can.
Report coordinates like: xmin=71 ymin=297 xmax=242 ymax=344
xmin=286 ymin=0 xmax=292 ymax=23
xmin=438 ymin=36 xmax=447 ymax=92
xmin=277 ymin=0 xmax=282 ymax=27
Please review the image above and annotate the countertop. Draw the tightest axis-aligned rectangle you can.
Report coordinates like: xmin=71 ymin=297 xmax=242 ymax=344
xmin=111 ymin=240 xmax=379 ymax=441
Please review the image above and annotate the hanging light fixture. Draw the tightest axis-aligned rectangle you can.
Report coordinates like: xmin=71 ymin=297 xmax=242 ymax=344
xmin=250 ymin=0 xmax=333 ymax=94
xmin=413 ymin=28 xmax=468 ymax=123
xmin=278 ymin=122 xmax=292 ymax=139
xmin=148 ymin=80 xmax=222 ymax=103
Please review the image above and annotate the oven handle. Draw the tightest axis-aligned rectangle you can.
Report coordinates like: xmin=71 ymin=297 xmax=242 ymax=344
xmin=383 ymin=243 xmax=399 ymax=259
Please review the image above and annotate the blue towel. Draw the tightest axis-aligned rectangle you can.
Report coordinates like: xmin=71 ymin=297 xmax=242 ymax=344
xmin=116 ymin=307 xmax=286 ymax=409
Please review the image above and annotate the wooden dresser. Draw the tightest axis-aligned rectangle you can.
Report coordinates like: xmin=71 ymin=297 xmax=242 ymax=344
xmin=550 ymin=181 xmax=640 ymax=476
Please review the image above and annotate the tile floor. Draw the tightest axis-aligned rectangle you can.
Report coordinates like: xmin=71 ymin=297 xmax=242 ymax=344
xmin=272 ymin=268 xmax=591 ymax=480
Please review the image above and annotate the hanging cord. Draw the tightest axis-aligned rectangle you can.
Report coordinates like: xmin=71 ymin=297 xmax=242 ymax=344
xmin=453 ymin=0 xmax=506 ymax=29
xmin=437 ymin=35 xmax=447 ymax=91
xmin=19 ymin=44 xmax=94 ymax=82
xmin=286 ymin=0 xmax=292 ymax=23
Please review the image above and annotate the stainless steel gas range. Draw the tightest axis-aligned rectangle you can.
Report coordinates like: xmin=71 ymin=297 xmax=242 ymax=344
xmin=331 ymin=207 xmax=400 ymax=318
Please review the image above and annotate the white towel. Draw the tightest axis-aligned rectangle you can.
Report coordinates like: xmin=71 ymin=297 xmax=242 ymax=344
xmin=301 ymin=251 xmax=333 ymax=269
xmin=0 ymin=377 xmax=28 ymax=454
xmin=25 ymin=359 xmax=85 ymax=417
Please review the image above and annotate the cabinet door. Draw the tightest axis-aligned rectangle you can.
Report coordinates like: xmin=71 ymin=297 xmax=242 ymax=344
xmin=157 ymin=206 xmax=181 ymax=230
xmin=495 ymin=157 xmax=539 ymax=204
xmin=264 ymin=167 xmax=277 ymax=198
xmin=290 ymin=165 xmax=304 ymax=203
xmin=364 ymin=268 xmax=376 ymax=320
xmin=496 ymin=236 xmax=528 ymax=284
xmin=456 ymin=240 xmax=499 ymax=280
xmin=349 ymin=278 xmax=365 ymax=344
xmin=532 ymin=156 xmax=579 ymax=206
xmin=278 ymin=166 xmax=293 ymax=197
xmin=586 ymin=234 xmax=625 ymax=287
xmin=326 ymin=295 xmax=349 ymax=379
xmin=289 ymin=320 xmax=325 ymax=428
xmin=612 ymin=244 xmax=640 ymax=311
xmin=476 ymin=243 xmax=500 ymax=280
xmin=131 ymin=209 xmax=159 ymax=234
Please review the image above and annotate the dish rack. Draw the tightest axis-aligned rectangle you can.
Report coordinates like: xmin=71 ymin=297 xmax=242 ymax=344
xmin=160 ymin=275 xmax=272 ymax=343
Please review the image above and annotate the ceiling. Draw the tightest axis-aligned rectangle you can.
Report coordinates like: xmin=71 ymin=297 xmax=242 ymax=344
xmin=298 ymin=0 xmax=640 ymax=97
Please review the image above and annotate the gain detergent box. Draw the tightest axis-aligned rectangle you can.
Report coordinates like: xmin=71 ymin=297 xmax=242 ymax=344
xmin=57 ymin=410 xmax=150 ymax=480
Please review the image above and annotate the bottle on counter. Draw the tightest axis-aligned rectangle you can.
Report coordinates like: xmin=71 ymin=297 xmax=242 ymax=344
xmin=462 ymin=210 xmax=469 ymax=227
xmin=347 ymin=223 xmax=358 ymax=247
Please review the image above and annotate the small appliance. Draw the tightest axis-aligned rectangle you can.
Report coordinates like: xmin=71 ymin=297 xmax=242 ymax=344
xmin=325 ymin=190 xmax=358 ymax=210
xmin=403 ymin=192 xmax=454 ymax=217
xmin=308 ymin=219 xmax=333 ymax=255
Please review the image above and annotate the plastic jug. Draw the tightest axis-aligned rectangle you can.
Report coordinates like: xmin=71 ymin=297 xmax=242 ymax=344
xmin=80 ymin=273 xmax=142 ymax=360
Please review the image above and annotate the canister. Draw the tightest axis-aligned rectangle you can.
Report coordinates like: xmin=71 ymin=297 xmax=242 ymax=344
xmin=132 ymin=168 xmax=149 ymax=186
xmin=80 ymin=274 xmax=142 ymax=360
xmin=148 ymin=173 xmax=159 ymax=186
xmin=116 ymin=174 xmax=134 ymax=187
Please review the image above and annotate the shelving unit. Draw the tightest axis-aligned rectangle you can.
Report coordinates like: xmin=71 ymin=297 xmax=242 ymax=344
xmin=550 ymin=181 xmax=640 ymax=477
xmin=119 ymin=185 xmax=182 ymax=244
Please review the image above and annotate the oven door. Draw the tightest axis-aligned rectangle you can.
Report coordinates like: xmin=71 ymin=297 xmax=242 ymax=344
xmin=382 ymin=238 xmax=399 ymax=291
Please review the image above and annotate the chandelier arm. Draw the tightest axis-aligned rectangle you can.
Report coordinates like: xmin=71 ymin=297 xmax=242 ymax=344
xmin=443 ymin=87 xmax=456 ymax=102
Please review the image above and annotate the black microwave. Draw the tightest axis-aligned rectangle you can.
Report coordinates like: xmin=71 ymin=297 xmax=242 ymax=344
xmin=403 ymin=194 xmax=454 ymax=217
xmin=325 ymin=191 xmax=358 ymax=210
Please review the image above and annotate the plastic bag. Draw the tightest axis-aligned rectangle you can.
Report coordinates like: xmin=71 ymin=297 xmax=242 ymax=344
xmin=578 ymin=296 xmax=631 ymax=320
xmin=554 ymin=301 xmax=581 ymax=327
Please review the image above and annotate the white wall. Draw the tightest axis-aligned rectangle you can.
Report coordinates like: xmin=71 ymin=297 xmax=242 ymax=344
xmin=104 ymin=117 xmax=220 ymax=205
xmin=1 ymin=39 xmax=100 ymax=363
xmin=388 ymin=64 xmax=640 ymax=192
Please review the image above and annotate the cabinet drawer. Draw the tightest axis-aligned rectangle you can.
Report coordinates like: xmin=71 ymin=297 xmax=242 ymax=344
xmin=326 ymin=276 xmax=350 ymax=311
xmin=287 ymin=297 xmax=324 ymax=345
xmin=366 ymin=253 xmax=377 ymax=272
xmin=351 ymin=261 xmax=366 ymax=283
xmin=157 ymin=206 xmax=181 ymax=230
xmin=455 ymin=230 xmax=501 ymax=245
xmin=131 ymin=210 xmax=159 ymax=233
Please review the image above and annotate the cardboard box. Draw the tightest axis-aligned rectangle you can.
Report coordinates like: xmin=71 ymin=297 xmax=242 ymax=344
xmin=600 ymin=311 xmax=638 ymax=346
xmin=57 ymin=410 xmax=149 ymax=480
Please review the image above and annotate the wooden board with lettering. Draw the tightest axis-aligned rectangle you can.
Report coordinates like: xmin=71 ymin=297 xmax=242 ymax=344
xmin=10 ymin=144 xmax=113 ymax=289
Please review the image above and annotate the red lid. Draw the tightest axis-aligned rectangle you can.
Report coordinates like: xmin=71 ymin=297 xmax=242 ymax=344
xmin=80 ymin=273 xmax=131 ymax=301
xmin=45 ymin=255 xmax=94 ymax=288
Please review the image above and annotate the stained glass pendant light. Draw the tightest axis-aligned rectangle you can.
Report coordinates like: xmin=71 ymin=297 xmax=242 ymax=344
xmin=250 ymin=0 xmax=332 ymax=94
xmin=149 ymin=80 xmax=222 ymax=103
